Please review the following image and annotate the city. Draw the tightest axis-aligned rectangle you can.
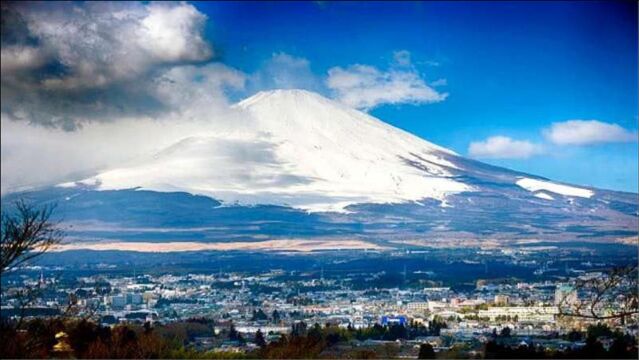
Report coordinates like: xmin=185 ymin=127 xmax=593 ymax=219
xmin=2 ymin=245 xmax=636 ymax=358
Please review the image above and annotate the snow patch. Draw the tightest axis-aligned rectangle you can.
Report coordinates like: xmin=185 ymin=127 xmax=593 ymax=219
xmin=516 ymin=178 xmax=593 ymax=198
xmin=533 ymin=192 xmax=554 ymax=201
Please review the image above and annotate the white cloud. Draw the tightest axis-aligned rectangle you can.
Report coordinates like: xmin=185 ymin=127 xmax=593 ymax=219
xmin=139 ymin=3 xmax=212 ymax=63
xmin=248 ymin=52 xmax=321 ymax=92
xmin=544 ymin=120 xmax=636 ymax=145
xmin=468 ymin=136 xmax=543 ymax=159
xmin=16 ymin=1 xmax=212 ymax=89
xmin=392 ymin=50 xmax=412 ymax=66
xmin=154 ymin=63 xmax=246 ymax=113
xmin=430 ymin=78 xmax=447 ymax=87
xmin=326 ymin=50 xmax=447 ymax=110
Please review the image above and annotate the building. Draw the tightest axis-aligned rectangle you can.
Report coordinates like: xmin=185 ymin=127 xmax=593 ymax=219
xmin=111 ymin=295 xmax=126 ymax=309
xmin=494 ymin=295 xmax=510 ymax=306
xmin=427 ymin=300 xmax=448 ymax=312
xmin=406 ymin=302 xmax=429 ymax=313
xmin=477 ymin=306 xmax=559 ymax=322
xmin=127 ymin=293 xmax=144 ymax=305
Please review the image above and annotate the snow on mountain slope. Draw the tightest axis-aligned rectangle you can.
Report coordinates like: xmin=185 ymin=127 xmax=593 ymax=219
xmin=66 ymin=90 xmax=472 ymax=212
xmin=516 ymin=177 xmax=594 ymax=198
xmin=533 ymin=192 xmax=555 ymax=201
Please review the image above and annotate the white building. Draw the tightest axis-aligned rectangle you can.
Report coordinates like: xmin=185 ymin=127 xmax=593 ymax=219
xmin=477 ymin=306 xmax=559 ymax=322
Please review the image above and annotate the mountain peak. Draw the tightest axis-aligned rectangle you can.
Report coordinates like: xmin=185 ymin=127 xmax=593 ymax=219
xmin=236 ymin=89 xmax=338 ymax=110
xmin=252 ymin=88 xmax=320 ymax=98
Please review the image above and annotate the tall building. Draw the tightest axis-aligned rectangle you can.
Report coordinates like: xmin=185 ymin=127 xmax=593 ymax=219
xmin=111 ymin=295 xmax=126 ymax=309
xmin=126 ymin=293 xmax=143 ymax=305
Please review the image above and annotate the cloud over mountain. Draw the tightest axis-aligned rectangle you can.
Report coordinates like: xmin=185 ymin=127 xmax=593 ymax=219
xmin=326 ymin=50 xmax=447 ymax=110
xmin=248 ymin=53 xmax=322 ymax=93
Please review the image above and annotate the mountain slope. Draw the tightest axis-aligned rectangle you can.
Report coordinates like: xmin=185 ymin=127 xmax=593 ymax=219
xmin=65 ymin=89 xmax=474 ymax=212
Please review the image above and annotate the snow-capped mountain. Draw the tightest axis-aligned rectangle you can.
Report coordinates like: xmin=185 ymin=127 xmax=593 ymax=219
xmin=63 ymin=89 xmax=472 ymax=212
xmin=5 ymin=90 xmax=637 ymax=247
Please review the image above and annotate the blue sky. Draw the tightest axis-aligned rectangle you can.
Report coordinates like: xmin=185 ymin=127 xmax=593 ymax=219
xmin=197 ymin=1 xmax=638 ymax=192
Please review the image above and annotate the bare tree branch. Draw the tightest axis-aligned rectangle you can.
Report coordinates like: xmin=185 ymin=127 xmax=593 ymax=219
xmin=1 ymin=199 xmax=63 ymax=274
xmin=558 ymin=266 xmax=638 ymax=323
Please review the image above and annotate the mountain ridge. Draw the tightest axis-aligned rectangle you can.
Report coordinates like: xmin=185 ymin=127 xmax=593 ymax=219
xmin=3 ymin=89 xmax=636 ymax=247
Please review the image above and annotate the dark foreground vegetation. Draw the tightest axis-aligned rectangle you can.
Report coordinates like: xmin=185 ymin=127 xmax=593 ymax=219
xmin=1 ymin=317 xmax=636 ymax=359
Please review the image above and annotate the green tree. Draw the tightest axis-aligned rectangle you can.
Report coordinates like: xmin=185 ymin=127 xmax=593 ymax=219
xmin=587 ymin=323 xmax=612 ymax=339
xmin=252 ymin=309 xmax=268 ymax=321
xmin=500 ymin=326 xmax=511 ymax=337
xmin=272 ymin=310 xmax=281 ymax=323
xmin=254 ymin=329 xmax=266 ymax=347
xmin=228 ymin=322 xmax=239 ymax=341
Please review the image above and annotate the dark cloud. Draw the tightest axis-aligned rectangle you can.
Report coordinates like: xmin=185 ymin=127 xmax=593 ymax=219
xmin=0 ymin=1 xmax=225 ymax=129
xmin=1 ymin=3 xmax=38 ymax=46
